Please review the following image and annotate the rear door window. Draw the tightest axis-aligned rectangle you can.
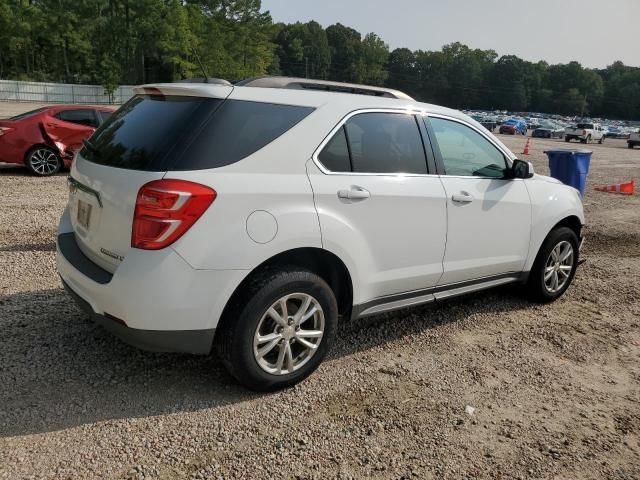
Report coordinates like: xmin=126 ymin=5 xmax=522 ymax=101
xmin=317 ymin=126 xmax=351 ymax=172
xmin=55 ymin=109 xmax=98 ymax=128
xmin=316 ymin=112 xmax=428 ymax=174
xmin=82 ymin=95 xmax=313 ymax=171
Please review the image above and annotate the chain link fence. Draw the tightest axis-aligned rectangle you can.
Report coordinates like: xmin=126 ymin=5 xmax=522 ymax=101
xmin=0 ymin=80 xmax=134 ymax=104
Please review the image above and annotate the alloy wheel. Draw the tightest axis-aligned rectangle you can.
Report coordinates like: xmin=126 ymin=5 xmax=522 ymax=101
xmin=544 ymin=240 xmax=574 ymax=294
xmin=253 ymin=293 xmax=325 ymax=375
xmin=29 ymin=148 xmax=60 ymax=175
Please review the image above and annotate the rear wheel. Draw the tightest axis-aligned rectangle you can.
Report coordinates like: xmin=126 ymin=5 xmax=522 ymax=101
xmin=26 ymin=146 xmax=62 ymax=176
xmin=526 ymin=227 xmax=579 ymax=303
xmin=629 ymin=143 xmax=634 ymax=149
xmin=216 ymin=267 xmax=338 ymax=391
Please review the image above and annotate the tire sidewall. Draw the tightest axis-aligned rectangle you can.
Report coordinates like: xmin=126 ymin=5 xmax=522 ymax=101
xmin=224 ymin=271 xmax=338 ymax=391
xmin=529 ymin=227 xmax=579 ymax=302
xmin=26 ymin=147 xmax=62 ymax=176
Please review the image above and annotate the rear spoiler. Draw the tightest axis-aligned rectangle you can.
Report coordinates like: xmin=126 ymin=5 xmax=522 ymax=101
xmin=132 ymin=83 xmax=233 ymax=99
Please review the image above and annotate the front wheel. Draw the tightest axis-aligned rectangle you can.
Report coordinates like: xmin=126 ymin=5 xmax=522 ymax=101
xmin=598 ymin=136 xmax=604 ymax=144
xmin=216 ymin=268 xmax=338 ymax=391
xmin=526 ymin=227 xmax=579 ymax=303
xmin=26 ymin=146 xmax=62 ymax=176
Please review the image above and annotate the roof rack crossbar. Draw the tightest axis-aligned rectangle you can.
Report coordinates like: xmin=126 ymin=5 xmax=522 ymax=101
xmin=235 ymin=76 xmax=413 ymax=100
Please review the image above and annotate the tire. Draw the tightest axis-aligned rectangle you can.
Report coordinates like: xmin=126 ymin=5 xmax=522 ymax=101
xmin=526 ymin=227 xmax=579 ymax=303
xmin=216 ymin=267 xmax=338 ymax=391
xmin=565 ymin=136 xmax=570 ymax=142
xmin=628 ymin=143 xmax=634 ymax=149
xmin=25 ymin=146 xmax=62 ymax=176
xmin=598 ymin=136 xmax=604 ymax=144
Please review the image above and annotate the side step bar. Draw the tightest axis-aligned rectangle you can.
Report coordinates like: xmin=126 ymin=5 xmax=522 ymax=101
xmin=353 ymin=274 xmax=523 ymax=320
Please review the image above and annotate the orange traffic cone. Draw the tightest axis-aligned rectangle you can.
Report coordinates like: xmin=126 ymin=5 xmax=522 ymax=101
xmin=594 ymin=179 xmax=634 ymax=195
xmin=522 ymin=138 xmax=530 ymax=155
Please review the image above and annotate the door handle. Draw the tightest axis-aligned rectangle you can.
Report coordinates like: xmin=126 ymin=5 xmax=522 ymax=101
xmin=337 ymin=186 xmax=370 ymax=201
xmin=451 ymin=192 xmax=474 ymax=204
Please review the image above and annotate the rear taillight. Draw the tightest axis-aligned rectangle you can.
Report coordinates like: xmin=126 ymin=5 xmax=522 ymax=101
xmin=132 ymin=179 xmax=216 ymax=250
xmin=0 ymin=127 xmax=13 ymax=137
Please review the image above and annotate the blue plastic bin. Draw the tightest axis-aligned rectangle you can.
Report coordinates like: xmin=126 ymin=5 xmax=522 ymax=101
xmin=544 ymin=149 xmax=592 ymax=197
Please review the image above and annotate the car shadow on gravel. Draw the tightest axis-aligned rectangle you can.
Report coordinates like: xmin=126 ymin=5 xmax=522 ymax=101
xmin=0 ymin=285 xmax=532 ymax=438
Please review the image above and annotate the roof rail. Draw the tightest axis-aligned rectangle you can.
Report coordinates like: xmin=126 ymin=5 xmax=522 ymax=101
xmin=235 ymin=76 xmax=414 ymax=100
xmin=176 ymin=77 xmax=232 ymax=86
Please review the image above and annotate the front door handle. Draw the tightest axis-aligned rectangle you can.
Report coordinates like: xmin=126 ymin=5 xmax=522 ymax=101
xmin=337 ymin=186 xmax=370 ymax=201
xmin=451 ymin=192 xmax=474 ymax=204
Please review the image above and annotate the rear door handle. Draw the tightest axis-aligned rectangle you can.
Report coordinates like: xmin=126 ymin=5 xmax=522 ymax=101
xmin=337 ymin=186 xmax=370 ymax=201
xmin=451 ymin=192 xmax=474 ymax=204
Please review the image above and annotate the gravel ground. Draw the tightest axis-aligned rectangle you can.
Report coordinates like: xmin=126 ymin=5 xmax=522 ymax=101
xmin=1 ymin=113 xmax=639 ymax=479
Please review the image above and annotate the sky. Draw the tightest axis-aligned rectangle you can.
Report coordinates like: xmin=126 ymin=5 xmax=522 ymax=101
xmin=260 ymin=0 xmax=639 ymax=69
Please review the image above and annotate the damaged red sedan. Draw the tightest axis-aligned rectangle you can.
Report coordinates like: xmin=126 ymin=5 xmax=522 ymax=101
xmin=0 ymin=105 xmax=116 ymax=176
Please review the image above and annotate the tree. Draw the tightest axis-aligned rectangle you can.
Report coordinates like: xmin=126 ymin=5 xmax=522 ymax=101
xmin=359 ymin=33 xmax=388 ymax=85
xmin=326 ymin=23 xmax=361 ymax=83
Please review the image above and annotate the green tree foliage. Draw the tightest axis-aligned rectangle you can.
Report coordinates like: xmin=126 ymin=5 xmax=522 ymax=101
xmin=0 ymin=1 xmax=639 ymax=119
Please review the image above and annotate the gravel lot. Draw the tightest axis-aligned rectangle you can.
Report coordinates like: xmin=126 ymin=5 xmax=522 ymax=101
xmin=1 ymin=106 xmax=639 ymax=479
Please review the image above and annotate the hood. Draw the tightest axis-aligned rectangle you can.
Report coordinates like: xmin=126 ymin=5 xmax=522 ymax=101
xmin=532 ymin=173 xmax=563 ymax=185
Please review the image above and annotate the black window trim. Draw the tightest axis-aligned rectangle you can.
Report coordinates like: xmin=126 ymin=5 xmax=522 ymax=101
xmin=312 ymin=108 xmax=437 ymax=176
xmin=423 ymin=113 xmax=515 ymax=178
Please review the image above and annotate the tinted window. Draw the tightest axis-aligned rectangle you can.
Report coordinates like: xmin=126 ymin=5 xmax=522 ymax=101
xmin=82 ymin=95 xmax=218 ymax=170
xmin=178 ymin=100 xmax=314 ymax=171
xmin=345 ymin=113 xmax=427 ymax=174
xmin=8 ymin=107 xmax=47 ymax=121
xmin=55 ymin=109 xmax=98 ymax=128
xmin=318 ymin=126 xmax=351 ymax=172
xmin=577 ymin=123 xmax=594 ymax=129
xmin=82 ymin=95 xmax=313 ymax=171
xmin=430 ymin=117 xmax=508 ymax=178
xmin=98 ymin=110 xmax=112 ymax=122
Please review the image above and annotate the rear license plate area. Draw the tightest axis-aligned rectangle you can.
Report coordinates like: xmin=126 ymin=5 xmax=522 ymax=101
xmin=77 ymin=199 xmax=92 ymax=230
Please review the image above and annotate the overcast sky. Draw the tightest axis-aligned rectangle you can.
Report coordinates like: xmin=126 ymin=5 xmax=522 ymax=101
xmin=261 ymin=0 xmax=638 ymax=69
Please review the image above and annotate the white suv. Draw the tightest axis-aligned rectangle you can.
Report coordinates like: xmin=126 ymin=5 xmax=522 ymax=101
xmin=57 ymin=77 xmax=585 ymax=390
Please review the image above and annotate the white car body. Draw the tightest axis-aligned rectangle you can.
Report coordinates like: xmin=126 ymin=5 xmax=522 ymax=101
xmin=56 ymin=78 xmax=585 ymax=383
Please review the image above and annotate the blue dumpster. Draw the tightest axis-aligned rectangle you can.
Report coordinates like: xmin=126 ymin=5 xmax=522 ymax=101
xmin=544 ymin=149 xmax=592 ymax=197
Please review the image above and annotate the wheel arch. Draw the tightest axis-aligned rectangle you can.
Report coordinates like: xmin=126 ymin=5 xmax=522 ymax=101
xmin=23 ymin=143 xmax=59 ymax=165
xmin=552 ymin=215 xmax=583 ymax=238
xmin=216 ymin=247 xmax=354 ymax=338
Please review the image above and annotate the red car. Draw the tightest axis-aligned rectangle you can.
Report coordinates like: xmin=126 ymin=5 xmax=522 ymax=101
xmin=0 ymin=105 xmax=116 ymax=176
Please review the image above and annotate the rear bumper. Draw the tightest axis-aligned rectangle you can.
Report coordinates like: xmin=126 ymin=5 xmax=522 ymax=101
xmin=62 ymin=279 xmax=215 ymax=354
xmin=56 ymin=207 xmax=247 ymax=354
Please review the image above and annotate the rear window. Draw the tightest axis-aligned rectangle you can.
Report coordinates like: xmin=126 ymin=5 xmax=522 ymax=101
xmin=8 ymin=107 xmax=47 ymax=121
xmin=577 ymin=123 xmax=594 ymax=129
xmin=81 ymin=95 xmax=314 ymax=171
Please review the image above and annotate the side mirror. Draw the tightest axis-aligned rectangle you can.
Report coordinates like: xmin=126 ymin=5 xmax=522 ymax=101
xmin=510 ymin=159 xmax=534 ymax=179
